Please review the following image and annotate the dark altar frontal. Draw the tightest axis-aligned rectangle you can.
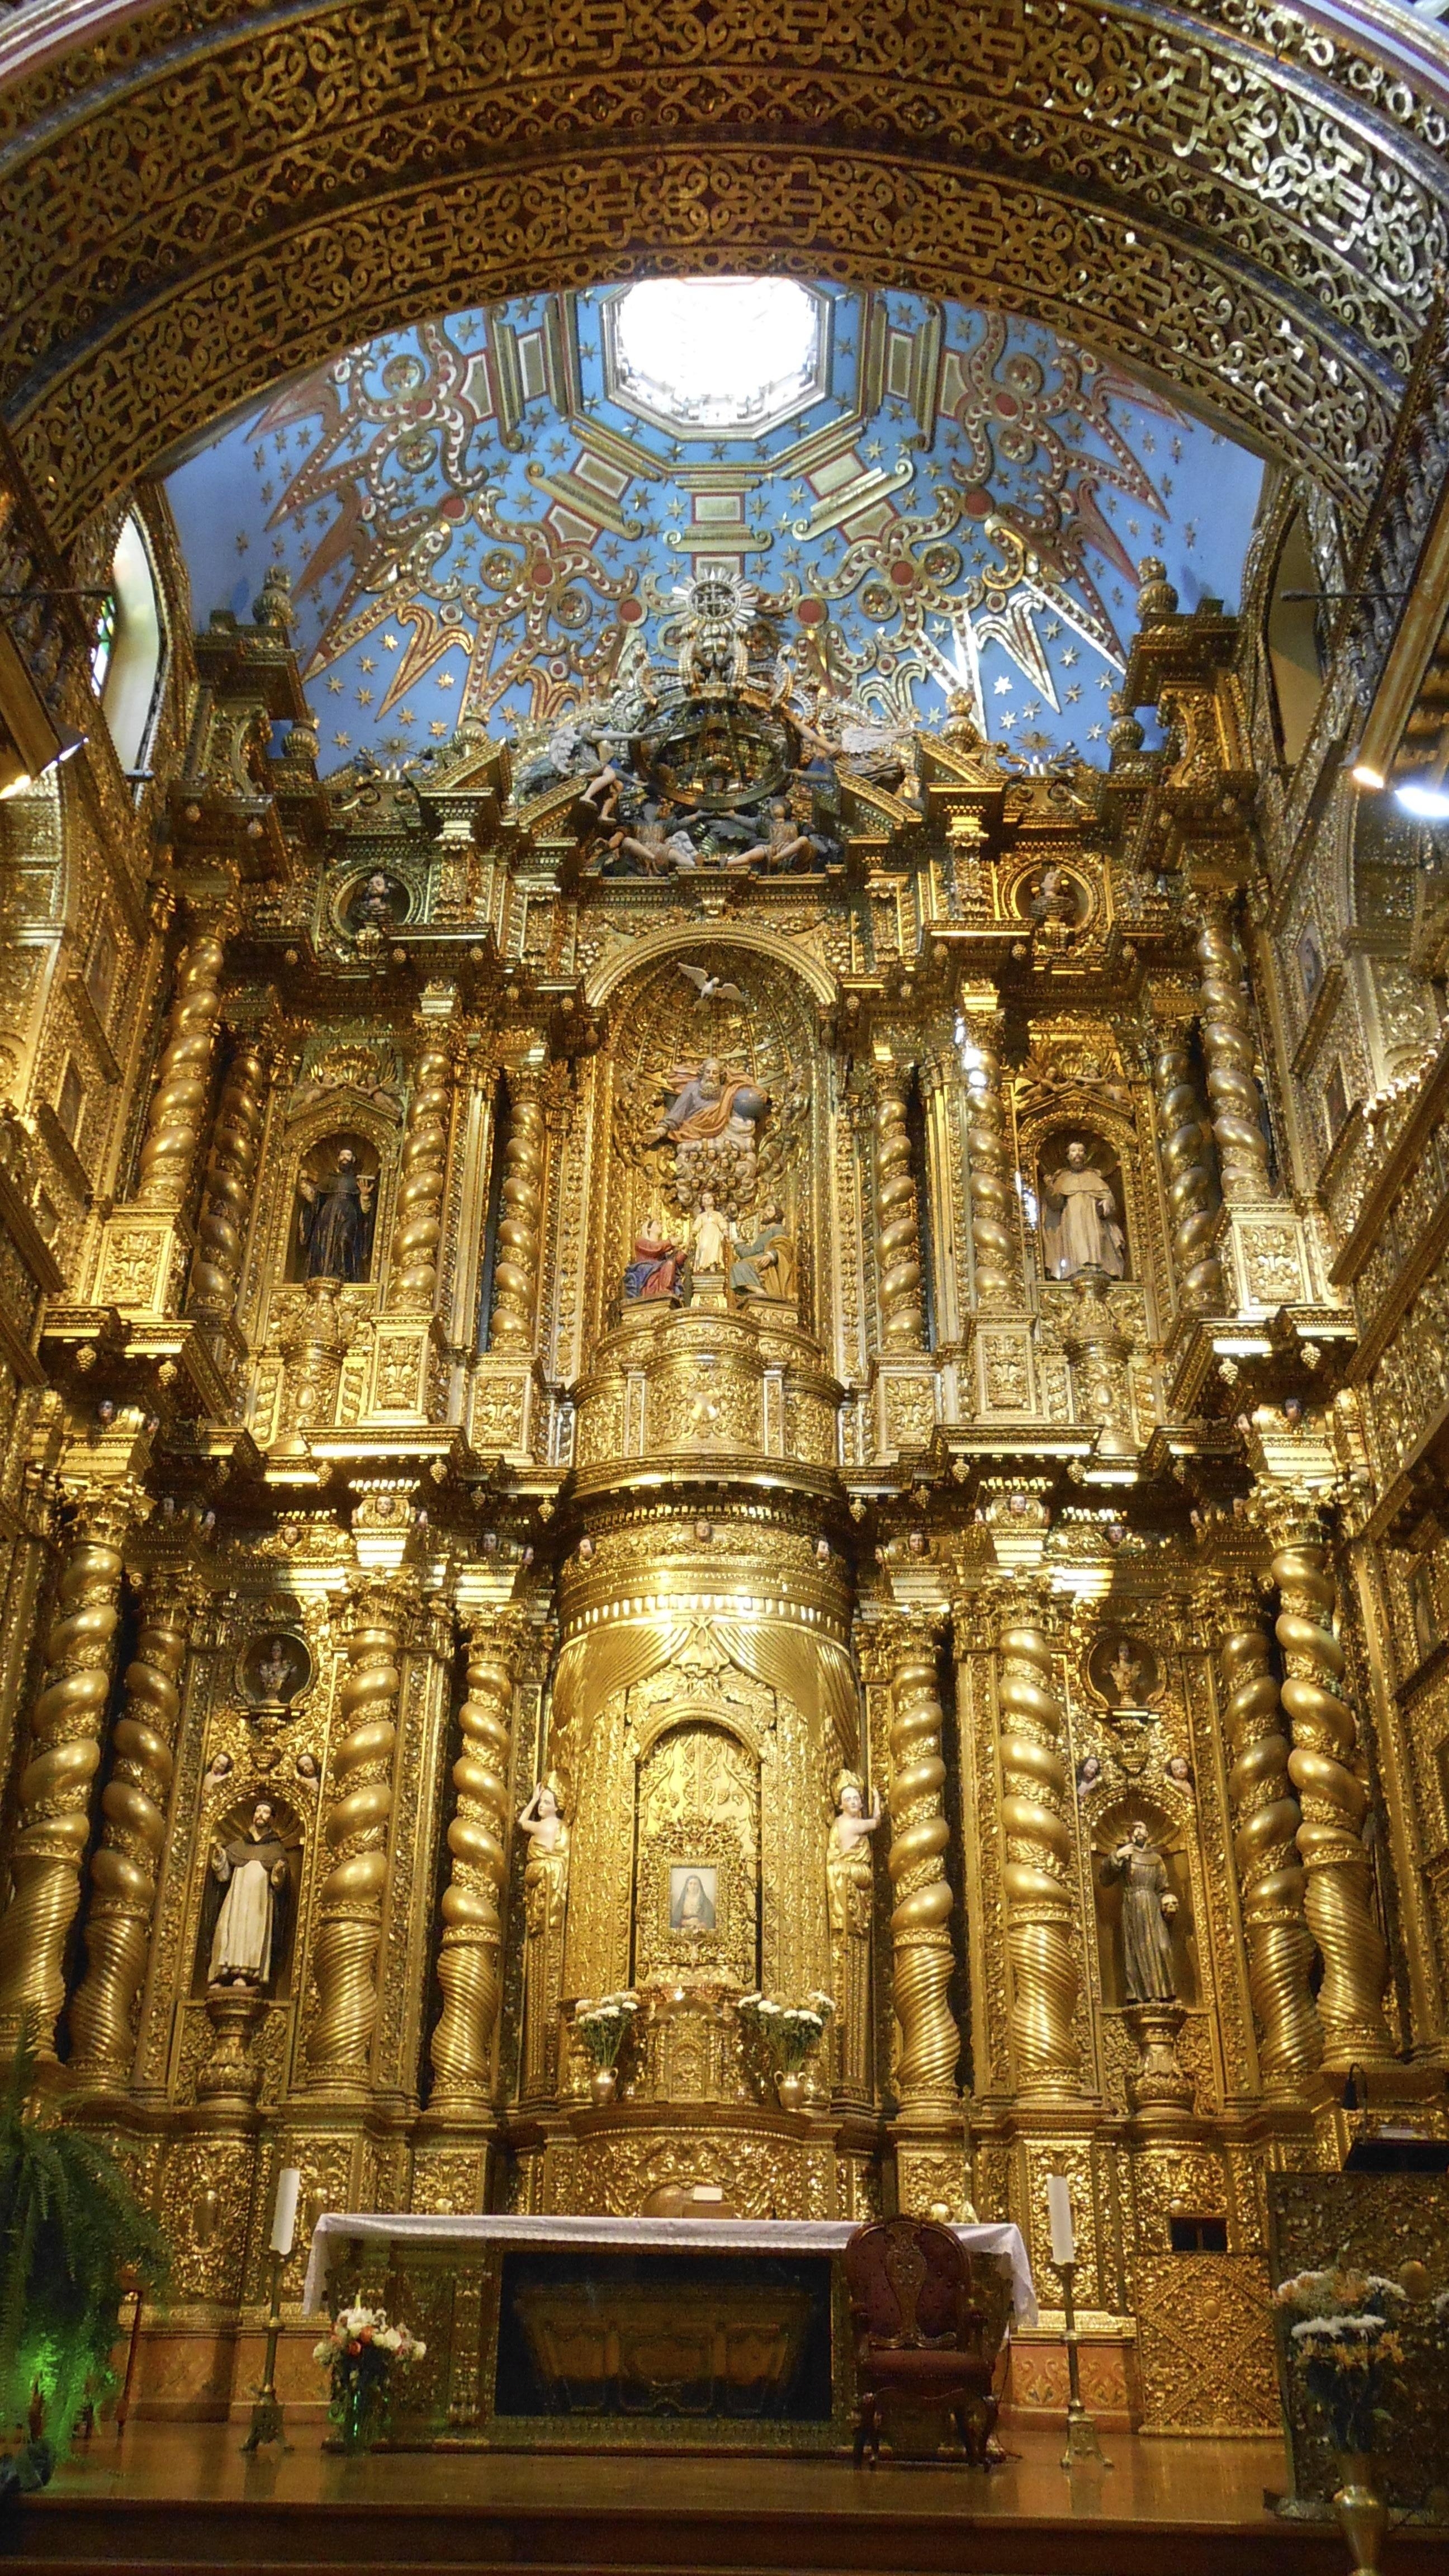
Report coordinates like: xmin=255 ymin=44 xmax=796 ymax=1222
xmin=307 ymin=2216 xmax=1029 ymax=2454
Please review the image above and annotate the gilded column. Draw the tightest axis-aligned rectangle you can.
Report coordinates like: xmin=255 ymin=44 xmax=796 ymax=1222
xmin=306 ymin=1593 xmax=401 ymax=2086
xmin=429 ymin=1610 xmax=518 ymax=2108
xmin=996 ymin=1617 xmax=1081 ymax=2092
xmin=188 ymin=1031 xmax=268 ymax=1316
xmin=0 ymin=1488 xmax=133 ymax=2050
xmin=1273 ymin=1528 xmax=1395 ymax=2068
xmin=68 ymin=1571 xmax=195 ymax=2082
xmin=1192 ymin=898 xmax=1273 ymax=1202
xmin=487 ymin=1065 xmax=546 ymax=1351
xmin=136 ymin=923 xmax=230 ymax=1207
xmin=390 ymin=1043 xmax=453 ymax=1312
xmin=1150 ymin=1027 xmax=1225 ymax=1311
xmin=874 ymin=1067 xmax=924 ymax=1348
xmin=886 ymin=1626 xmax=959 ymax=2104
xmin=1220 ymin=1611 xmax=1322 ymax=2089
xmin=960 ymin=1006 xmax=1020 ymax=1305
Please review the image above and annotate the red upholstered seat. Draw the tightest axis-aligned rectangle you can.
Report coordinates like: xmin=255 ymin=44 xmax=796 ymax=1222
xmin=844 ymin=2217 xmax=1001 ymax=2466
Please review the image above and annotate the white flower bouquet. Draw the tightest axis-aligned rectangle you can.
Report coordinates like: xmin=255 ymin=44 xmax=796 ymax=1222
xmin=574 ymin=1991 xmax=640 ymax=2070
xmin=737 ymin=1989 xmax=835 ymax=2077
xmin=314 ymin=2297 xmax=426 ymax=2450
xmin=1274 ymin=2262 xmax=1406 ymax=2454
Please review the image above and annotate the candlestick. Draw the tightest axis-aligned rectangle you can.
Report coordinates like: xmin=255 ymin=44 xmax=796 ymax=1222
xmin=1055 ymin=2255 xmax=1111 ymax=2472
xmin=241 ymin=2248 xmax=289 ymax=2454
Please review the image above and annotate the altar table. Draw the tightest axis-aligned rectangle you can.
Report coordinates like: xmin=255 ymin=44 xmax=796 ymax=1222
xmin=304 ymin=2214 xmax=1035 ymax=2454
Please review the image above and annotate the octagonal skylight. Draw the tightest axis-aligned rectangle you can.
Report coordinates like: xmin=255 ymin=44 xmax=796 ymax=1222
xmin=603 ymin=278 xmax=828 ymax=434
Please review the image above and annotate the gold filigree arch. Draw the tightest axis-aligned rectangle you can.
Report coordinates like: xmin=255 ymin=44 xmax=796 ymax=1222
xmin=2 ymin=2 xmax=1447 ymax=529
xmin=586 ymin=922 xmax=835 ymax=1013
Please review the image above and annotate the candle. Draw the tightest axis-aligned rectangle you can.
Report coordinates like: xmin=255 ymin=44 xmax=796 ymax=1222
xmin=270 ymin=2166 xmax=301 ymax=2258
xmin=1046 ymin=2174 xmax=1075 ymax=2268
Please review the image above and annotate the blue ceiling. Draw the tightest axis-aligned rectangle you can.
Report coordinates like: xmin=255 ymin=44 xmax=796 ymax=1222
xmin=165 ymin=282 xmax=1265 ymax=778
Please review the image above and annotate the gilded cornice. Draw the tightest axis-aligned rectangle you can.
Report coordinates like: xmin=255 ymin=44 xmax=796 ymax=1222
xmin=1 ymin=2 xmax=1445 ymax=528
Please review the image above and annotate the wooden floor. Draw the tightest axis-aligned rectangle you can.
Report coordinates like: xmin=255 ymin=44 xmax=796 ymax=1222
xmin=2 ymin=2421 xmax=1442 ymax=2576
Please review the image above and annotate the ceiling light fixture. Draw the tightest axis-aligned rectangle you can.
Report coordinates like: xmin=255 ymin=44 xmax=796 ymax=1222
xmin=1394 ymin=779 xmax=1449 ymax=822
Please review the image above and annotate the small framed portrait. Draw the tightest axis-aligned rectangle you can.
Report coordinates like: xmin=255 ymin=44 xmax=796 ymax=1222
xmin=239 ymin=1629 xmax=311 ymax=1712
xmin=668 ymin=1863 xmax=718 ymax=1938
xmin=1296 ymin=926 xmax=1324 ymax=1007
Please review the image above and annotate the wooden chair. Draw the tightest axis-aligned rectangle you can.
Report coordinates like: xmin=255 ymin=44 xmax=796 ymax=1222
xmin=844 ymin=2216 xmax=1001 ymax=2466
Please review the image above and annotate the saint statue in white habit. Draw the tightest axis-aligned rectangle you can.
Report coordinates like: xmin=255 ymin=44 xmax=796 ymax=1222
xmin=207 ymin=1801 xmax=288 ymax=1988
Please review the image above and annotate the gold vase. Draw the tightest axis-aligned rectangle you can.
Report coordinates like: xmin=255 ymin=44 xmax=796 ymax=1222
xmin=775 ymin=2070 xmax=806 ymax=2112
xmin=1331 ymin=2452 xmax=1387 ymax=2575
xmin=590 ymin=2064 xmax=618 ymax=2106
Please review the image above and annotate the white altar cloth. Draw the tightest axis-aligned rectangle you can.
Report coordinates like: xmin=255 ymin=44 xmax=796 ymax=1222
xmin=304 ymin=2211 xmax=1036 ymax=2323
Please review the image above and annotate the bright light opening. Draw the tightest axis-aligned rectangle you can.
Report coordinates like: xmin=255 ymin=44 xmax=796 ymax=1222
xmin=1350 ymin=761 xmax=1386 ymax=791
xmin=609 ymin=279 xmax=824 ymax=432
xmin=1394 ymin=780 xmax=1449 ymax=822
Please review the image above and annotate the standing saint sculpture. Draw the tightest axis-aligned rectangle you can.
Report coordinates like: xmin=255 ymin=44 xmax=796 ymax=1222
xmin=519 ymin=1779 xmax=570 ymax=2099
xmin=206 ymin=1801 xmax=289 ymax=1989
xmin=827 ymin=1771 xmax=882 ymax=2099
xmin=1041 ymin=1139 xmax=1126 ymax=1279
xmin=731 ymin=1202 xmax=796 ymax=1305
xmin=1104 ymin=1820 xmax=1178 ymax=2001
xmin=296 ymin=1144 xmax=376 ymax=1281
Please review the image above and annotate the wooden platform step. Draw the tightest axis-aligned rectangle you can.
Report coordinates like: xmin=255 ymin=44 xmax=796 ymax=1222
xmin=2 ymin=2497 xmax=1439 ymax=2576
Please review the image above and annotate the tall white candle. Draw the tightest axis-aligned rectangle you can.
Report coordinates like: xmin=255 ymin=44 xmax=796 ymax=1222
xmin=1046 ymin=2174 xmax=1075 ymax=2267
xmin=270 ymin=2166 xmax=301 ymax=2258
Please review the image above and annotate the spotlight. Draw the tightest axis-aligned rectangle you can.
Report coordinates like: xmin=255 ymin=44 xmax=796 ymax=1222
xmin=1394 ymin=779 xmax=1449 ymax=822
xmin=1349 ymin=761 xmax=1386 ymax=791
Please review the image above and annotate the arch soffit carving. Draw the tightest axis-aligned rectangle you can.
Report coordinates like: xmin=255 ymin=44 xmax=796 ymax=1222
xmin=2 ymin=7 xmax=1446 ymax=531
xmin=629 ymin=1696 xmax=771 ymax=1768
xmin=586 ymin=922 xmax=836 ymax=1014
xmin=281 ymin=1086 xmax=399 ymax=1154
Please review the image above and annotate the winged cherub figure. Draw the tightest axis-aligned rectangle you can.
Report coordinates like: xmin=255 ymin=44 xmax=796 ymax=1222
xmin=677 ymin=963 xmax=753 ymax=1008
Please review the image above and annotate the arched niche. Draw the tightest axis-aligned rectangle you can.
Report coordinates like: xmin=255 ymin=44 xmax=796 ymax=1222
xmin=192 ymin=1791 xmax=304 ymax=2001
xmin=597 ymin=942 xmax=826 ymax=1352
xmin=1090 ymin=1796 xmax=1199 ymax=2014
xmin=634 ymin=1717 xmax=760 ymax=1992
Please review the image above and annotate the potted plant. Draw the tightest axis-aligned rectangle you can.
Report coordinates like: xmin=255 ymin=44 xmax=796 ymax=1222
xmin=314 ymin=2298 xmax=426 ymax=2452
xmin=0 ymin=2021 xmax=168 ymax=2470
xmin=1275 ymin=2260 xmax=1408 ymax=2573
xmin=574 ymin=1992 xmax=639 ymax=2103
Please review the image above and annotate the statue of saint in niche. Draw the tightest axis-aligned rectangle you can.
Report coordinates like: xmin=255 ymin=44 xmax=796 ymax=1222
xmin=623 ymin=1215 xmax=687 ymax=1305
xmin=688 ymin=1191 xmax=731 ymax=1277
xmin=1103 ymin=1820 xmax=1178 ymax=2002
xmin=205 ymin=1800 xmax=290 ymax=1989
xmin=1041 ymin=1138 xmax=1126 ymax=1280
xmin=243 ymin=1630 xmax=309 ymax=1710
xmin=518 ymin=1779 xmax=569 ymax=2100
xmin=294 ymin=1139 xmax=377 ymax=1282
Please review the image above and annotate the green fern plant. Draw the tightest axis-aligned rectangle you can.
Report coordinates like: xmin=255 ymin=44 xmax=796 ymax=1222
xmin=0 ymin=2019 xmax=168 ymax=2454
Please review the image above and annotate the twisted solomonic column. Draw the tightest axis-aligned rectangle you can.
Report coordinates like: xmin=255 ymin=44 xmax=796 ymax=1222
xmin=996 ymin=1618 xmax=1081 ymax=2093
xmin=874 ymin=1070 xmax=925 ymax=1348
xmin=68 ymin=1573 xmax=195 ymax=2082
xmin=1273 ymin=1531 xmax=1394 ymax=2068
xmin=136 ymin=926 xmax=230 ymax=1208
xmin=1192 ymin=899 xmax=1273 ymax=1202
xmin=488 ymin=1067 xmax=546 ymax=1351
xmin=306 ymin=1597 xmax=402 ymax=2086
xmin=1150 ymin=1029 xmax=1225 ymax=1313
xmin=390 ymin=1043 xmax=453 ymax=1312
xmin=1220 ymin=1612 xmax=1322 ymax=2089
xmin=0 ymin=1490 xmax=134 ymax=2051
xmin=886 ymin=1630 xmax=959 ymax=2104
xmin=188 ymin=1033 xmax=268 ymax=1317
xmin=961 ymin=1010 xmax=1020 ymax=1306
xmin=429 ymin=1613 xmax=519 ymax=2107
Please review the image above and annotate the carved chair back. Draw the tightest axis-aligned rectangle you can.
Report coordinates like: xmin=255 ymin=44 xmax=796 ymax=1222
xmin=845 ymin=2215 xmax=978 ymax=2352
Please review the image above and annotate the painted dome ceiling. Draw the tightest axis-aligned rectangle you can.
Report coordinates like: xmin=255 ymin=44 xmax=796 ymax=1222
xmin=164 ymin=280 xmax=1266 ymax=779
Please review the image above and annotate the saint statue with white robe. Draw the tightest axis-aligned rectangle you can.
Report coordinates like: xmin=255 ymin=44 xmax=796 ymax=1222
xmin=207 ymin=1801 xmax=288 ymax=1988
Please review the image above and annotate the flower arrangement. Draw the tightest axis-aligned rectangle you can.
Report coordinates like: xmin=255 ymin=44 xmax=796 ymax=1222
xmin=737 ymin=1991 xmax=835 ymax=2097
xmin=1273 ymin=2262 xmax=1407 ymax=2456
xmin=574 ymin=1992 xmax=640 ymax=2070
xmin=314 ymin=2299 xmax=425 ymax=2452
